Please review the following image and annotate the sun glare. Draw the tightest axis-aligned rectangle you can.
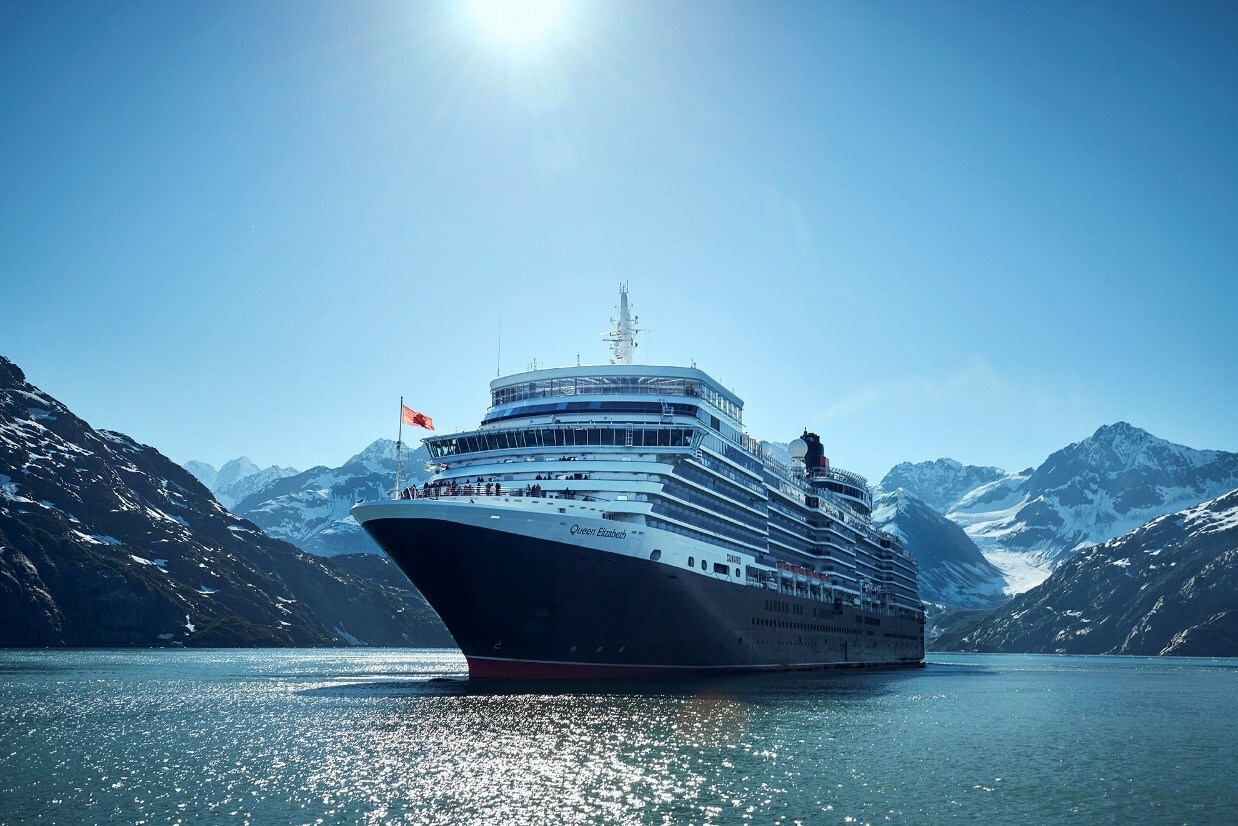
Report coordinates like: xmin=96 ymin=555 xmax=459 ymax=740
xmin=465 ymin=0 xmax=570 ymax=45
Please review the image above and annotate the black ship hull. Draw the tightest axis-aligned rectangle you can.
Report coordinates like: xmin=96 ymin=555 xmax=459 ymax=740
xmin=360 ymin=514 xmax=925 ymax=679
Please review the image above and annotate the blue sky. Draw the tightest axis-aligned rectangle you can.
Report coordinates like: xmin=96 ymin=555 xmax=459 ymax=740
xmin=3 ymin=1 xmax=1235 ymax=482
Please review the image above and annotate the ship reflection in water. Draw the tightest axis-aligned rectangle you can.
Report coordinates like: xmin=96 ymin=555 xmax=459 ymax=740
xmin=2 ymin=649 xmax=1233 ymax=824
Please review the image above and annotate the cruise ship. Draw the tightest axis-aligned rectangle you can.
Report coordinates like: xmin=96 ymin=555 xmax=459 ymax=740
xmin=353 ymin=286 xmax=925 ymax=678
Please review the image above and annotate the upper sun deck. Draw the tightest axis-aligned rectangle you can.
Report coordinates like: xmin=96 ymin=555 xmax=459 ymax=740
xmin=489 ymin=364 xmax=744 ymax=424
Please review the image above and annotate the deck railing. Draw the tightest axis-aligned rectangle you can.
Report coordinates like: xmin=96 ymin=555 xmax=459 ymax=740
xmin=390 ymin=485 xmax=597 ymax=503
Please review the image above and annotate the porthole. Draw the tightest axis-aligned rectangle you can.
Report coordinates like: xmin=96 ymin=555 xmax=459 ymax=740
xmin=650 ymin=549 xmax=662 ymax=561
xmin=688 ymin=556 xmax=694 ymax=567
xmin=701 ymin=560 xmax=707 ymax=571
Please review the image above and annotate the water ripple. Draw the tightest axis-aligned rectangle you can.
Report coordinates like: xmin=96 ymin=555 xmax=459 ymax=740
xmin=1 ymin=650 xmax=1234 ymax=824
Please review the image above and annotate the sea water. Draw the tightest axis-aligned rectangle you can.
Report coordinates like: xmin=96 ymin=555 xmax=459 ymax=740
xmin=1 ymin=650 xmax=1234 ymax=825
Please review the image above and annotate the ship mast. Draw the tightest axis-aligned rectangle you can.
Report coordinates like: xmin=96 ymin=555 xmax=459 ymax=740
xmin=603 ymin=283 xmax=640 ymax=364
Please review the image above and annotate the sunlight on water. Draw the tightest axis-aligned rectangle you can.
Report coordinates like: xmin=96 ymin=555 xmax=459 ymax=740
xmin=1 ymin=651 xmax=1235 ymax=824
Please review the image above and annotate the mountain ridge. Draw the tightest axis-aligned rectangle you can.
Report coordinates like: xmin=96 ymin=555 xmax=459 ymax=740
xmin=877 ymin=423 xmax=1238 ymax=591
xmin=185 ymin=457 xmax=300 ymax=509
xmin=932 ymin=488 xmax=1238 ymax=656
xmin=0 ymin=355 xmax=452 ymax=648
xmin=869 ymin=487 xmax=1005 ymax=609
xmin=224 ymin=439 xmax=430 ymax=557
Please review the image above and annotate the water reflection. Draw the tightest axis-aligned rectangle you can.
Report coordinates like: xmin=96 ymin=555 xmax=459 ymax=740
xmin=4 ymin=651 xmax=1230 ymax=825
xmin=302 ymin=661 xmax=938 ymax=702
xmin=284 ymin=662 xmax=945 ymax=823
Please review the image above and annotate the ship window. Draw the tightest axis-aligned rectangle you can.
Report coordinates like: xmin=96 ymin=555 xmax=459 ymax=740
xmin=650 ymin=549 xmax=661 ymax=561
xmin=701 ymin=559 xmax=707 ymax=571
xmin=688 ymin=556 xmax=694 ymax=567
xmin=713 ymin=562 xmax=729 ymax=575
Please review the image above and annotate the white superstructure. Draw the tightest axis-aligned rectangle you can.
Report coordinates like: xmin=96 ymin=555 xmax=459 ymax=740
xmin=404 ymin=288 xmax=923 ymax=621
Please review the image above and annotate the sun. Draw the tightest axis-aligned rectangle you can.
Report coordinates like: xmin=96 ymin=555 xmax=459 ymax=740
xmin=465 ymin=0 xmax=570 ymax=46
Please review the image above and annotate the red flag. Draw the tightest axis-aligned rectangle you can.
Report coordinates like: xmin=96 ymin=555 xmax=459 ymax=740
xmin=401 ymin=404 xmax=434 ymax=431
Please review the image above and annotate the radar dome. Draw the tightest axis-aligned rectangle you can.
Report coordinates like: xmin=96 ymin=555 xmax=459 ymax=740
xmin=788 ymin=438 xmax=808 ymax=460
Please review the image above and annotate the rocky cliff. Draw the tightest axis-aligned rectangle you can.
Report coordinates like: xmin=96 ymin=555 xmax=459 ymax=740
xmin=933 ymin=489 xmax=1238 ymax=656
xmin=0 ymin=355 xmax=453 ymax=648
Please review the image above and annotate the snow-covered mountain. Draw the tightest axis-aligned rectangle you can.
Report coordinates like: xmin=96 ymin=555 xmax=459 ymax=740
xmin=870 ymin=488 xmax=1006 ymax=609
xmin=879 ymin=424 xmax=1238 ymax=593
xmin=183 ymin=459 xmax=218 ymax=489
xmin=185 ymin=456 xmax=299 ymax=509
xmin=0 ymin=355 xmax=452 ymax=648
xmin=953 ymin=424 xmax=1238 ymax=561
xmin=224 ymin=439 xmax=430 ymax=557
xmin=879 ymin=459 xmax=1010 ymax=514
xmin=934 ymin=488 xmax=1238 ymax=656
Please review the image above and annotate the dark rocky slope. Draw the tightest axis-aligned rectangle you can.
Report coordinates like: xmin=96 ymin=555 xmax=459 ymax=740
xmin=933 ymin=489 xmax=1238 ymax=656
xmin=870 ymin=488 xmax=1006 ymax=609
xmin=0 ymin=355 xmax=452 ymax=648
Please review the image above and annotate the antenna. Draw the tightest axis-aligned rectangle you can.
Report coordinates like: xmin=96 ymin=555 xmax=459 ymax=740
xmin=496 ymin=317 xmax=502 ymax=378
xmin=602 ymin=282 xmax=642 ymax=364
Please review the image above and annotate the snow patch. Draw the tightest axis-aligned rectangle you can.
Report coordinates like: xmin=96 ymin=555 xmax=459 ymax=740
xmin=982 ymin=549 xmax=1053 ymax=594
xmin=334 ymin=625 xmax=364 ymax=646
xmin=1182 ymin=495 xmax=1238 ymax=537
xmin=38 ymin=501 xmax=80 ymax=522
xmin=75 ymin=531 xmax=123 ymax=546
xmin=145 ymin=506 xmax=188 ymax=528
xmin=0 ymin=474 xmax=33 ymax=504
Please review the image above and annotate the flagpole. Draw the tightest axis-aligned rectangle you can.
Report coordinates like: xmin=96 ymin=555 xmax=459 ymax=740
xmin=395 ymin=395 xmax=404 ymax=497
